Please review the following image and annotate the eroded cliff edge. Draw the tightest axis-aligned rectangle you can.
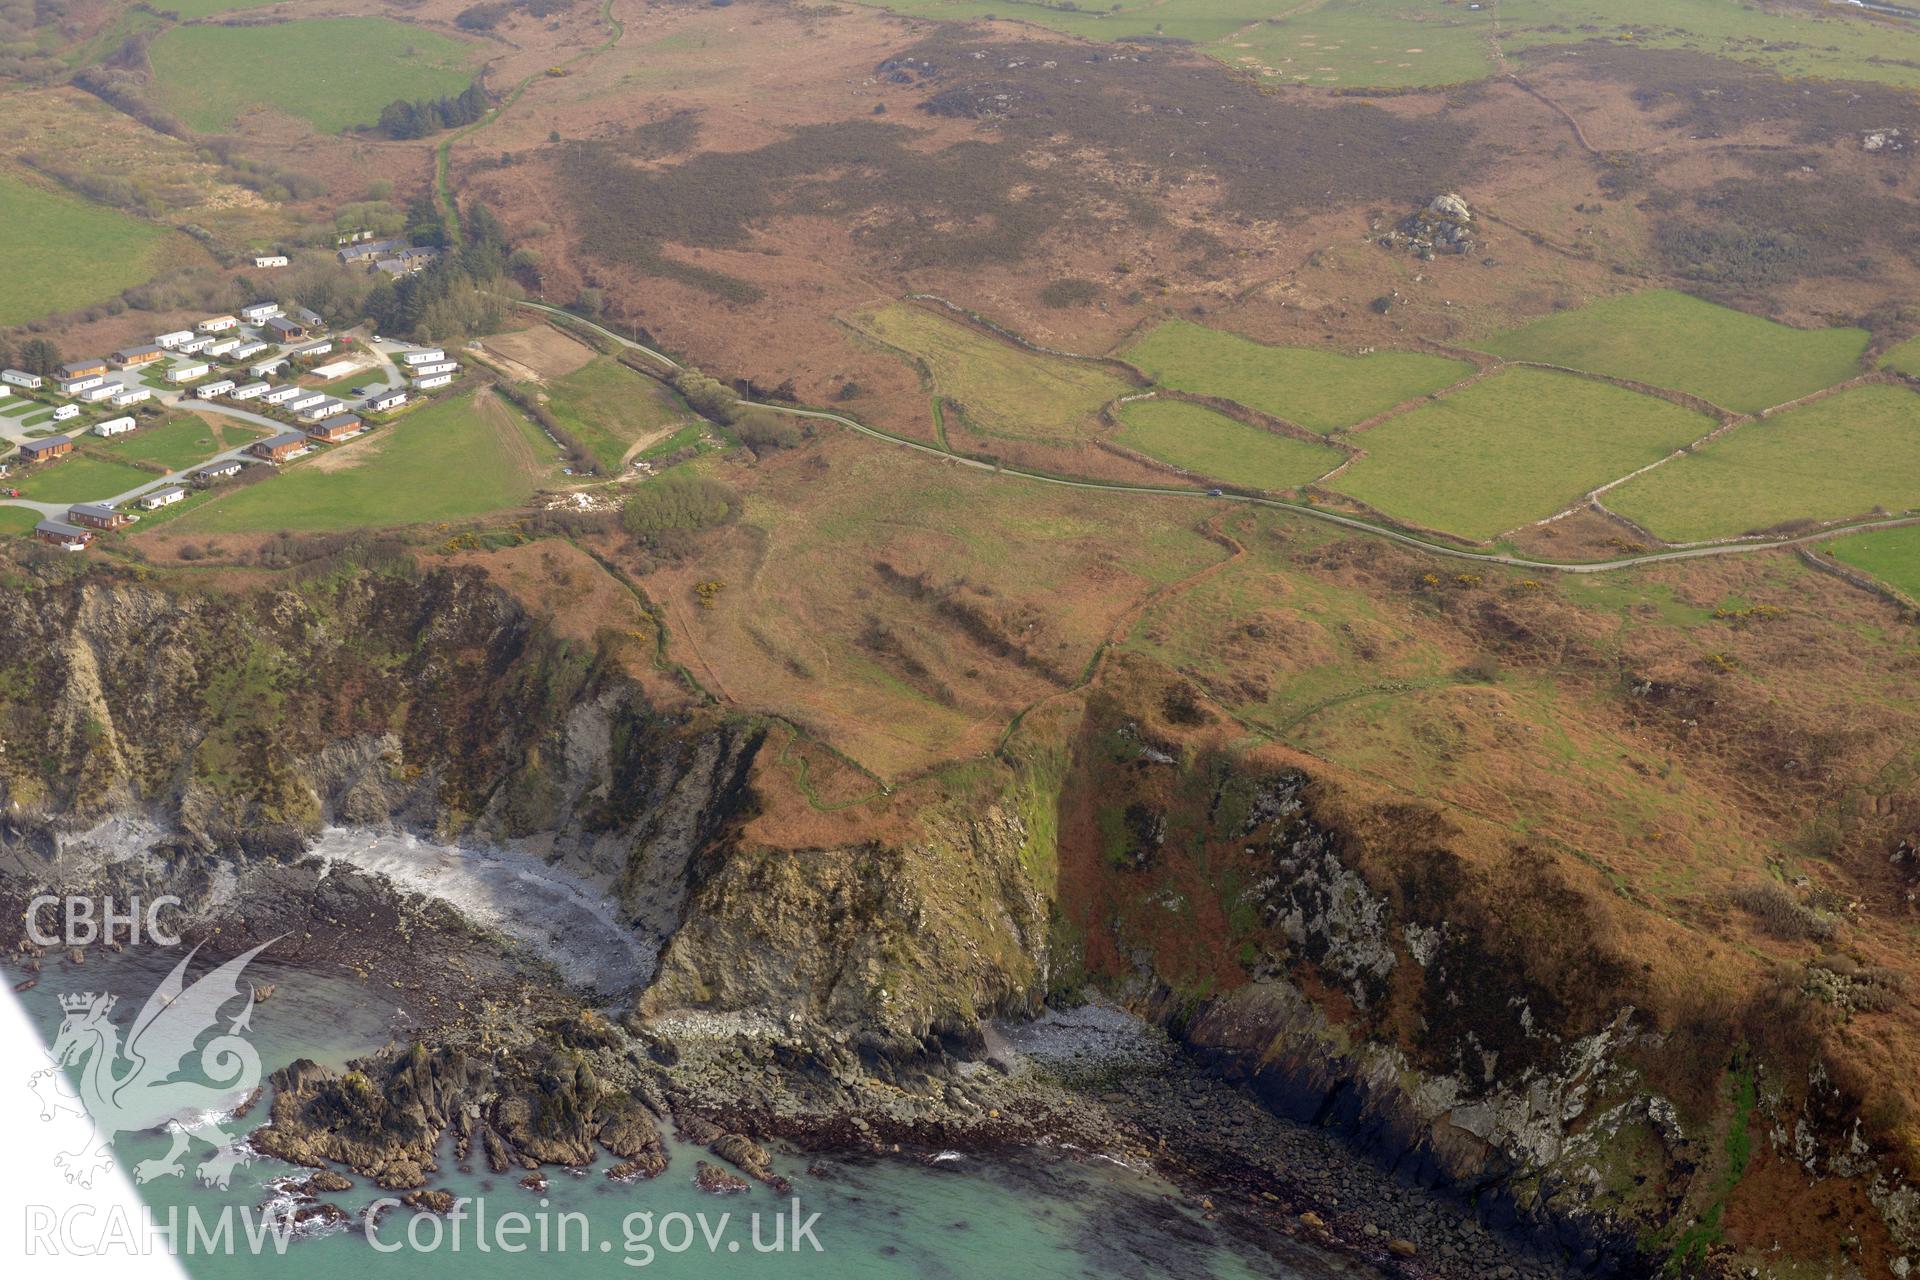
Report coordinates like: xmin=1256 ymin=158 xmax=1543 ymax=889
xmin=0 ymin=553 xmax=1913 ymax=1278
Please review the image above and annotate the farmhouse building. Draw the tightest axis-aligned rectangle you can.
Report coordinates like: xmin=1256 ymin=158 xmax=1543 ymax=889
xmin=308 ymin=413 xmax=363 ymax=443
xmin=266 ymin=316 xmax=307 ymax=341
xmin=168 ymin=363 xmax=210 ymax=383
xmin=229 ymin=381 xmax=270 ymax=402
xmin=51 ymin=404 xmax=79 ymax=421
xmin=2 ymin=369 xmax=41 ymax=389
xmin=198 ymin=315 xmax=238 ymax=333
xmin=68 ymin=503 xmax=133 ymax=531
xmin=412 ymin=373 xmax=454 ymax=391
xmin=337 ymin=238 xmax=405 ymax=265
xmin=115 ymin=344 xmax=165 ymax=368
xmin=140 ymin=486 xmax=187 ymax=510
xmin=33 ymin=520 xmax=91 ymax=550
xmin=60 ymin=359 xmax=108 ymax=379
xmin=374 ymin=248 xmax=440 ymax=277
xmin=155 ymin=330 xmax=194 ymax=350
xmin=250 ymin=431 xmax=308 ymax=464
xmin=253 ymin=255 xmax=289 ymax=269
xmin=111 ymin=388 xmax=151 ymax=408
xmin=370 ymin=390 xmax=407 ymax=412
xmin=20 ymin=436 xmax=73 ymax=462
xmin=194 ymin=459 xmax=243 ymax=484
xmin=92 ymin=417 xmax=136 ymax=437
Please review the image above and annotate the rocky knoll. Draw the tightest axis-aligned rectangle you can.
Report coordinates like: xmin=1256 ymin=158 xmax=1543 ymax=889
xmin=255 ymin=1015 xmax=668 ymax=1188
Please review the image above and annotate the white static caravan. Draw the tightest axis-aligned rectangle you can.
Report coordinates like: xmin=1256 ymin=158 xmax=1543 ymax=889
xmin=154 ymin=330 xmax=194 ymax=350
xmin=228 ymin=381 xmax=270 ymax=402
xmin=167 ymin=362 xmax=210 ymax=384
xmin=401 ymin=348 xmax=446 ymax=367
xmin=92 ymin=416 xmax=137 ymax=437
xmin=197 ymin=379 xmax=237 ymax=399
xmin=111 ymin=387 xmax=152 ymax=408
xmin=197 ymin=315 xmax=238 ymax=333
xmin=412 ymin=373 xmax=454 ymax=391
xmin=260 ymin=385 xmax=301 ymax=406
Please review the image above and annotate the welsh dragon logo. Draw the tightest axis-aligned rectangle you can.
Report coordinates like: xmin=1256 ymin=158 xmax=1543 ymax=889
xmin=28 ymin=940 xmax=276 ymax=1190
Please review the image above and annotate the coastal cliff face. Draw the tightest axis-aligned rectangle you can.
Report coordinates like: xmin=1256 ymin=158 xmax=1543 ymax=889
xmin=0 ymin=557 xmax=1910 ymax=1277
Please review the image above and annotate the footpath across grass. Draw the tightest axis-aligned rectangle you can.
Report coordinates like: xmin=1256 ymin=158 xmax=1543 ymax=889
xmin=1113 ymin=399 xmax=1342 ymax=491
xmin=1123 ymin=319 xmax=1470 ymax=434
xmin=1607 ymin=385 xmax=1920 ymax=542
xmin=1482 ymin=290 xmax=1868 ymax=414
xmin=1331 ymin=368 xmax=1712 ymax=541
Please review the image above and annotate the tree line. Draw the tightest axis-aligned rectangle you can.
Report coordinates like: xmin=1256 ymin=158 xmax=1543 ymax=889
xmin=377 ymin=83 xmax=489 ymax=140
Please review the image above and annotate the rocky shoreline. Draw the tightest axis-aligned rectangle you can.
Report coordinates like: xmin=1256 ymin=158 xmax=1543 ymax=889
xmin=6 ymin=844 xmax=1596 ymax=1279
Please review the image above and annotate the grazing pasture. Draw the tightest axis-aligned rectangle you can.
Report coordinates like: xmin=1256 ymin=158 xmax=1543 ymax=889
xmin=1482 ymin=291 xmax=1868 ymax=415
xmin=1123 ymin=319 xmax=1469 ymax=435
xmin=0 ymin=170 xmax=170 ymax=325
xmin=148 ymin=19 xmax=480 ymax=133
xmin=1881 ymin=337 xmax=1920 ymax=378
xmin=169 ymin=392 xmax=557 ymax=533
xmin=1112 ymin=399 xmax=1342 ymax=492
xmin=1829 ymin=526 xmax=1920 ymax=603
xmin=1227 ymin=0 xmax=1500 ymax=88
xmin=849 ymin=304 xmax=1129 ymax=442
xmin=1605 ymin=386 xmax=1920 ymax=543
xmin=1331 ymin=368 xmax=1713 ymax=541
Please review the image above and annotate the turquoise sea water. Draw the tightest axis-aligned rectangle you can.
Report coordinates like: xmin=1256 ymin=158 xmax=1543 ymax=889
xmin=13 ymin=948 xmax=1372 ymax=1278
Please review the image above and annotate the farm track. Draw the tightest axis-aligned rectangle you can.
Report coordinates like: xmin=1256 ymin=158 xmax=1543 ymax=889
xmin=507 ymin=300 xmax=1920 ymax=579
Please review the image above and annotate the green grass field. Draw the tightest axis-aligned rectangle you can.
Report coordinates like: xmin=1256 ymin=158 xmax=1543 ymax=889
xmin=171 ymin=391 xmax=556 ymax=533
xmin=1124 ymin=318 xmax=1471 ymax=434
xmin=148 ymin=19 xmax=480 ymax=133
xmin=98 ymin=416 xmax=264 ymax=474
xmin=858 ymin=0 xmax=1920 ymax=88
xmin=1226 ymin=0 xmax=1500 ymax=88
xmin=1113 ymin=399 xmax=1344 ymax=492
xmin=851 ymin=304 xmax=1130 ymax=442
xmin=0 ymin=506 xmax=41 ymax=537
xmin=1332 ymin=368 xmax=1713 ymax=540
xmin=1482 ymin=291 xmax=1869 ymax=415
xmin=1881 ymin=337 xmax=1920 ymax=378
xmin=1500 ymin=0 xmax=1920 ymax=90
xmin=1606 ymin=386 xmax=1920 ymax=543
xmin=0 ymin=171 xmax=170 ymax=326
xmin=541 ymin=359 xmax=692 ymax=473
xmin=11 ymin=456 xmax=157 ymax=505
xmin=1829 ymin=525 xmax=1920 ymax=603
